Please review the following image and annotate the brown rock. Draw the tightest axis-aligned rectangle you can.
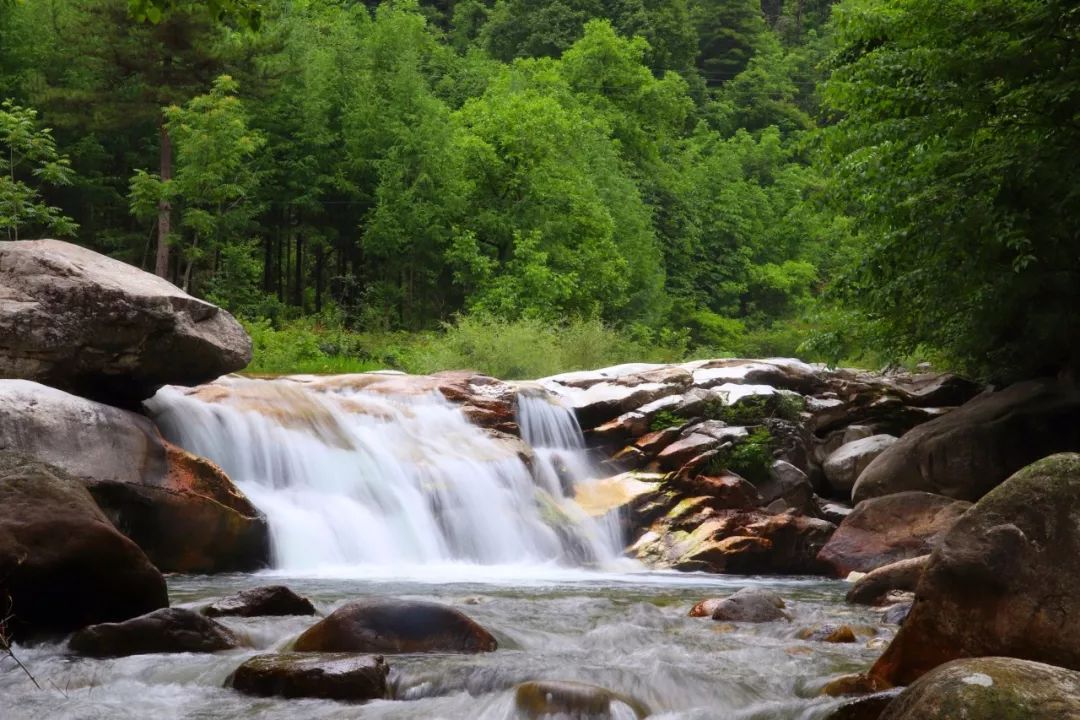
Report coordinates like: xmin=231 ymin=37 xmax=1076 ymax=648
xmin=0 ymin=453 xmax=168 ymax=643
xmin=825 ymin=692 xmax=900 ymax=720
xmin=514 ymin=680 xmax=649 ymax=719
xmin=674 ymin=474 xmax=763 ymax=510
xmin=817 ymin=491 xmax=970 ymax=576
xmin=821 ymin=673 xmax=894 ymax=697
xmin=870 ymin=454 xmax=1080 ymax=686
xmin=853 ymin=378 xmax=1080 ymax=504
xmin=293 ymin=599 xmax=497 ymax=654
xmin=846 ymin=556 xmax=929 ymax=605
xmin=229 ymin=652 xmax=389 ymax=702
xmin=657 ymin=433 xmax=719 ymax=471
xmin=688 ymin=598 xmax=724 ymax=617
xmin=70 ymin=608 xmax=239 ymax=657
xmin=797 ymin=624 xmax=858 ymax=643
xmin=205 ymin=586 xmax=315 ymax=618
xmin=0 ymin=239 xmax=251 ymax=406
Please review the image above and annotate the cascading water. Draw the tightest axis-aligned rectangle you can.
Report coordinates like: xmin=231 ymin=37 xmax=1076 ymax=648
xmin=146 ymin=376 xmax=620 ymax=572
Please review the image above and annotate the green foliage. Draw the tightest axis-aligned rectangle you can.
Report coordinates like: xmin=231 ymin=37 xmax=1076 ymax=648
xmin=718 ymin=391 xmax=804 ymax=425
xmin=648 ymin=409 xmax=685 ymax=432
xmin=822 ymin=0 xmax=1080 ymax=381
xmin=721 ymin=427 xmax=773 ymax=484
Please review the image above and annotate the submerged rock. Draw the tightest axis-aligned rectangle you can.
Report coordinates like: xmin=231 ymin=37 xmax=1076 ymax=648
xmin=796 ymin=624 xmax=859 ymax=643
xmin=204 ymin=586 xmax=316 ymax=618
xmin=817 ymin=492 xmax=969 ymax=576
xmin=0 ymin=452 xmax=167 ymax=643
xmin=514 ymin=680 xmax=649 ymax=719
xmin=0 ymin=380 xmax=269 ymax=573
xmin=229 ymin=652 xmax=389 ymax=702
xmin=70 ymin=608 xmax=239 ymax=657
xmin=825 ymin=692 xmax=901 ymax=720
xmin=293 ymin=599 xmax=497 ymax=654
xmin=710 ymin=587 xmax=789 ymax=623
xmin=871 ymin=453 xmax=1080 ymax=686
xmin=0 ymin=239 xmax=251 ymax=406
xmin=878 ymin=657 xmax=1080 ymax=720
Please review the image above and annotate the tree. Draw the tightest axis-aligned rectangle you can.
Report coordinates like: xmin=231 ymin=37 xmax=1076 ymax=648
xmin=823 ymin=0 xmax=1080 ymax=381
xmin=0 ymin=100 xmax=78 ymax=241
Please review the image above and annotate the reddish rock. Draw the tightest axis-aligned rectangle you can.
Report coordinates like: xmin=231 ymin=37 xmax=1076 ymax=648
xmin=633 ymin=426 xmax=683 ymax=457
xmin=0 ymin=453 xmax=168 ymax=643
xmin=817 ymin=492 xmax=970 ymax=576
xmin=229 ymin=652 xmax=389 ymax=702
xmin=675 ymin=474 xmax=763 ymax=509
xmin=657 ymin=433 xmax=719 ymax=471
xmin=293 ymin=599 xmax=497 ymax=654
xmin=205 ymin=586 xmax=315 ymax=618
xmin=70 ymin=608 xmax=239 ymax=657
xmin=688 ymin=598 xmax=724 ymax=617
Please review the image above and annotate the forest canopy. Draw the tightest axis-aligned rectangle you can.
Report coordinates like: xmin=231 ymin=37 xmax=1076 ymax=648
xmin=1 ymin=0 xmax=1075 ymax=381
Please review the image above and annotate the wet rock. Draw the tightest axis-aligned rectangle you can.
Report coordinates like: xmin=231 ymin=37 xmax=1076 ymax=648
xmin=871 ymin=454 xmax=1080 ymax=686
xmin=0 ymin=452 xmax=167 ymax=643
xmin=817 ymin=491 xmax=970 ymax=576
xmin=293 ymin=599 xmax=497 ymax=654
xmin=514 ymin=680 xmax=649 ymax=719
xmin=688 ymin=598 xmax=724 ymax=618
xmin=823 ymin=435 xmax=898 ymax=499
xmin=541 ymin=365 xmax=691 ymax=429
xmin=853 ymin=378 xmax=1080 ymax=504
xmin=821 ymin=672 xmax=893 ymax=697
xmin=825 ymin=692 xmax=901 ymax=720
xmin=846 ymin=556 xmax=929 ymax=606
xmin=0 ymin=239 xmax=251 ymax=406
xmin=878 ymin=657 xmax=1080 ymax=720
xmin=0 ymin=380 xmax=269 ymax=573
xmin=711 ymin=587 xmax=789 ymax=623
xmin=229 ymin=652 xmax=389 ymax=702
xmin=70 ymin=608 xmax=239 ymax=657
xmin=205 ymin=586 xmax=316 ymax=618
xmin=796 ymin=624 xmax=858 ymax=643
xmin=881 ymin=601 xmax=912 ymax=626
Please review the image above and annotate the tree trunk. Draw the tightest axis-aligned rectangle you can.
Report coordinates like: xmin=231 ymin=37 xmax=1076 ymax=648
xmin=314 ymin=243 xmax=325 ymax=313
xmin=293 ymin=225 xmax=304 ymax=308
xmin=154 ymin=121 xmax=172 ymax=279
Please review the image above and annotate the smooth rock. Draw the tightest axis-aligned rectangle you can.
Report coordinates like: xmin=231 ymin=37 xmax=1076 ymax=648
xmin=688 ymin=598 xmax=724 ymax=618
xmin=293 ymin=599 xmax=497 ymax=654
xmin=70 ymin=608 xmax=239 ymax=657
xmin=0 ymin=239 xmax=251 ymax=405
xmin=825 ymin=692 xmax=901 ymax=720
xmin=853 ymin=378 xmax=1080 ymax=503
xmin=205 ymin=586 xmax=315 ymax=618
xmin=823 ymin=435 xmax=899 ymax=498
xmin=846 ymin=556 xmax=929 ymax=606
xmin=657 ymin=433 xmax=719 ymax=471
xmin=229 ymin=652 xmax=389 ymax=702
xmin=0 ymin=380 xmax=269 ymax=573
xmin=871 ymin=454 xmax=1080 ymax=685
xmin=796 ymin=624 xmax=858 ymax=643
xmin=514 ymin=680 xmax=649 ymax=719
xmin=0 ymin=453 xmax=167 ymax=642
xmin=878 ymin=657 xmax=1080 ymax=720
xmin=817 ymin=491 xmax=970 ymax=576
xmin=711 ymin=587 xmax=789 ymax=623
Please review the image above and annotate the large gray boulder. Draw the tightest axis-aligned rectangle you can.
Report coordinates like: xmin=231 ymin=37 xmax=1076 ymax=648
xmin=823 ymin=434 xmax=898 ymax=498
xmin=853 ymin=379 xmax=1080 ymax=503
xmin=0 ymin=380 xmax=268 ymax=573
xmin=871 ymin=454 xmax=1080 ymax=686
xmin=0 ymin=239 xmax=251 ymax=405
xmin=0 ymin=452 xmax=167 ymax=643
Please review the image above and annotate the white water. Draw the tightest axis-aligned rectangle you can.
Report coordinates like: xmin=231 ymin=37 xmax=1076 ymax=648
xmin=147 ymin=377 xmax=622 ymax=572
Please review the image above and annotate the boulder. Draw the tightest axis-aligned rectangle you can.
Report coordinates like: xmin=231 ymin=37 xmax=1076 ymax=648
xmin=754 ymin=460 xmax=817 ymax=515
xmin=0 ymin=453 xmax=167 ymax=642
xmin=229 ymin=652 xmax=389 ymax=702
xmin=878 ymin=657 xmax=1080 ymax=720
xmin=0 ymin=239 xmax=251 ymax=405
xmin=514 ymin=680 xmax=649 ymax=720
xmin=688 ymin=598 xmax=724 ymax=618
xmin=817 ymin=492 xmax=970 ymax=576
xmin=796 ymin=624 xmax=858 ymax=643
xmin=824 ymin=435 xmax=899 ymax=499
xmin=853 ymin=379 xmax=1080 ymax=504
xmin=70 ymin=607 xmax=239 ymax=657
xmin=205 ymin=586 xmax=315 ymax=618
xmin=870 ymin=454 xmax=1080 ymax=686
xmin=293 ymin=599 xmax=497 ymax=654
xmin=846 ymin=556 xmax=929 ymax=606
xmin=672 ymin=474 xmax=763 ymax=510
xmin=657 ymin=433 xmax=720 ymax=471
xmin=0 ymin=380 xmax=269 ymax=573
xmin=710 ymin=587 xmax=789 ymax=623
xmin=825 ymin=693 xmax=901 ymax=720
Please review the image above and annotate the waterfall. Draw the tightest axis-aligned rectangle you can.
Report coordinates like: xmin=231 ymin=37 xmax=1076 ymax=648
xmin=146 ymin=376 xmax=621 ymax=572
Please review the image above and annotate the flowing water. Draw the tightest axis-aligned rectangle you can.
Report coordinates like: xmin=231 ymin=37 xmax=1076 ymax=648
xmin=0 ymin=376 xmax=885 ymax=719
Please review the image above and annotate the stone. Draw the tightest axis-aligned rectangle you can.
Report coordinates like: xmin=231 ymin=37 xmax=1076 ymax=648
xmin=0 ymin=239 xmax=251 ymax=405
xmin=228 ymin=653 xmax=389 ymax=702
xmin=825 ymin=692 xmax=901 ymax=720
xmin=821 ymin=673 xmax=894 ymax=697
xmin=853 ymin=379 xmax=1080 ymax=504
xmin=293 ymin=599 xmax=497 ymax=654
xmin=204 ymin=586 xmax=316 ymax=618
xmin=823 ymin=435 xmax=899 ymax=499
xmin=657 ymin=433 xmax=720 ymax=471
xmin=0 ymin=453 xmax=167 ymax=643
xmin=753 ymin=460 xmax=817 ymax=516
xmin=870 ymin=454 xmax=1080 ymax=686
xmin=796 ymin=624 xmax=858 ymax=643
xmin=817 ymin=491 xmax=970 ymax=576
xmin=688 ymin=598 xmax=724 ymax=618
xmin=711 ymin=587 xmax=789 ymax=623
xmin=846 ymin=556 xmax=929 ymax=606
xmin=514 ymin=680 xmax=649 ymax=720
xmin=673 ymin=473 xmax=763 ymax=510
xmin=878 ymin=657 xmax=1080 ymax=720
xmin=881 ymin=601 xmax=913 ymax=626
xmin=0 ymin=380 xmax=269 ymax=573
xmin=70 ymin=608 xmax=239 ymax=657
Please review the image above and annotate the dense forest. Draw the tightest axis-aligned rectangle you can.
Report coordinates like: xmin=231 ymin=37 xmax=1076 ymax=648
xmin=1 ymin=0 xmax=1076 ymax=381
